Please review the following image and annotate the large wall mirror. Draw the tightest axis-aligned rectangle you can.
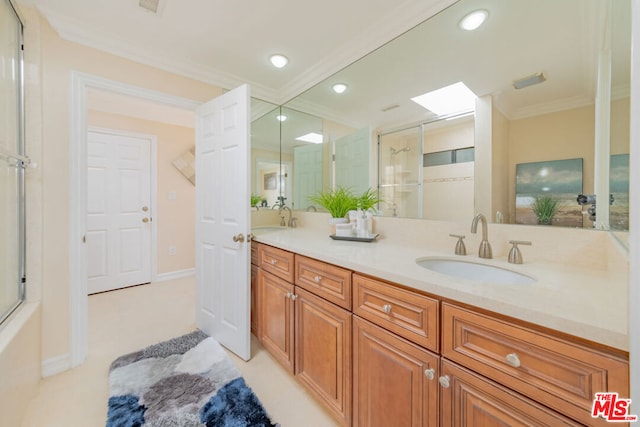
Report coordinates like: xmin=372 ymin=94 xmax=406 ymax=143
xmin=252 ymin=0 xmax=631 ymax=231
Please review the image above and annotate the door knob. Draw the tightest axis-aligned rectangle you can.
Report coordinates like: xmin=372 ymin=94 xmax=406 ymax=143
xmin=142 ymin=206 xmax=149 ymax=212
xmin=142 ymin=217 xmax=149 ymax=223
xmin=232 ymin=233 xmax=245 ymax=243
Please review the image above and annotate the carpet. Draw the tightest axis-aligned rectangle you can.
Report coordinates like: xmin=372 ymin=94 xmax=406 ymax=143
xmin=106 ymin=330 xmax=278 ymax=427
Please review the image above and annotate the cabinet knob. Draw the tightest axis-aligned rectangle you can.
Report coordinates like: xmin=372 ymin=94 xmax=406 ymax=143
xmin=270 ymin=259 xmax=277 ymax=265
xmin=314 ymin=275 xmax=322 ymax=283
xmin=286 ymin=292 xmax=292 ymax=299
xmin=291 ymin=294 xmax=298 ymax=301
xmin=506 ymin=353 xmax=521 ymax=368
xmin=382 ymin=304 xmax=392 ymax=314
xmin=424 ymin=368 xmax=435 ymax=380
xmin=438 ymin=375 xmax=450 ymax=388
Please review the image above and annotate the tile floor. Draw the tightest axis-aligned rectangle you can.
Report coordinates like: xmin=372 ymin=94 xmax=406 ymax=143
xmin=21 ymin=277 xmax=338 ymax=426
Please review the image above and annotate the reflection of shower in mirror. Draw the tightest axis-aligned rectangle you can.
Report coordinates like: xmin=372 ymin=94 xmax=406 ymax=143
xmin=390 ymin=146 xmax=410 ymax=156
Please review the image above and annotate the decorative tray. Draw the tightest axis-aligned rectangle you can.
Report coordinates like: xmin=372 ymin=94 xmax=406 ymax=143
xmin=329 ymin=233 xmax=379 ymax=242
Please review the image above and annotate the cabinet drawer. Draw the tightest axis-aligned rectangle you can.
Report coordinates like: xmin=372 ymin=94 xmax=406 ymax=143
xmin=251 ymin=241 xmax=259 ymax=266
xmin=258 ymin=244 xmax=294 ymax=282
xmin=442 ymin=303 xmax=629 ymax=427
xmin=295 ymin=255 xmax=351 ymax=310
xmin=353 ymin=274 xmax=439 ymax=352
xmin=440 ymin=359 xmax=581 ymax=427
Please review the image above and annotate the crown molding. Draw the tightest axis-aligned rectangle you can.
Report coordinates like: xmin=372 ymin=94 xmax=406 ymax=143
xmin=36 ymin=0 xmax=457 ymax=106
xmin=36 ymin=5 xmax=281 ymax=103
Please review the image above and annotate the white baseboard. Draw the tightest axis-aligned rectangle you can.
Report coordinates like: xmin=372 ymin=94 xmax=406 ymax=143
xmin=155 ymin=268 xmax=195 ymax=282
xmin=41 ymin=353 xmax=71 ymax=378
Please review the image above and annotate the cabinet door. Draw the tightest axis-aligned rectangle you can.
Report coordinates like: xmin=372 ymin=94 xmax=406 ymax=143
xmin=295 ymin=287 xmax=352 ymax=426
xmin=440 ymin=359 xmax=581 ymax=427
xmin=258 ymin=269 xmax=295 ymax=372
xmin=353 ymin=316 xmax=439 ymax=427
xmin=251 ymin=264 xmax=258 ymax=336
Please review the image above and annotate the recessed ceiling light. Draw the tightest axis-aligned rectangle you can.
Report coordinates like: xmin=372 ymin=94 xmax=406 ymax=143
xmin=411 ymin=82 xmax=477 ymax=116
xmin=269 ymin=54 xmax=288 ymax=69
xmin=276 ymin=115 xmax=287 ymax=122
xmin=459 ymin=9 xmax=488 ymax=31
xmin=332 ymin=83 xmax=348 ymax=94
xmin=295 ymin=132 xmax=324 ymax=144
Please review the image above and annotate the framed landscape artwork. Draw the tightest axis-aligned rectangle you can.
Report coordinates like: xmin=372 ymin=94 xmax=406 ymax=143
xmin=515 ymin=158 xmax=583 ymax=227
xmin=610 ymin=153 xmax=629 ymax=230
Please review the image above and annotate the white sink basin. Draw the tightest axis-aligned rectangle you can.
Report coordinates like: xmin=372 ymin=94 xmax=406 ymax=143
xmin=415 ymin=257 xmax=536 ymax=285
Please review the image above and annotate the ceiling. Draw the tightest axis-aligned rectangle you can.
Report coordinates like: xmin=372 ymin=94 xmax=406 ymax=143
xmin=20 ymin=0 xmax=457 ymax=104
xmin=22 ymin=0 xmax=631 ymax=143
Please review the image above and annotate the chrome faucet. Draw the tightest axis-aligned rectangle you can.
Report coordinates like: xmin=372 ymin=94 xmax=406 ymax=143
xmin=471 ymin=213 xmax=492 ymax=259
xmin=280 ymin=206 xmax=295 ymax=227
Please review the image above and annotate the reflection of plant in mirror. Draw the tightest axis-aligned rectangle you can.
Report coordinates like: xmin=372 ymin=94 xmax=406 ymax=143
xmin=308 ymin=187 xmax=358 ymax=219
xmin=530 ymin=196 xmax=560 ymax=225
xmin=250 ymin=194 xmax=262 ymax=207
xmin=357 ymin=188 xmax=381 ymax=211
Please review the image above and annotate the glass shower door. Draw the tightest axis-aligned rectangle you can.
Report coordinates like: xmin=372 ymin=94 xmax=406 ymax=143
xmin=378 ymin=126 xmax=423 ymax=218
xmin=0 ymin=0 xmax=25 ymax=324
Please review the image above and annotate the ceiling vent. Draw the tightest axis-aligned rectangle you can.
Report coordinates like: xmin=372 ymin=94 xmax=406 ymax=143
xmin=381 ymin=104 xmax=400 ymax=112
xmin=139 ymin=0 xmax=161 ymax=14
xmin=513 ymin=72 xmax=546 ymax=90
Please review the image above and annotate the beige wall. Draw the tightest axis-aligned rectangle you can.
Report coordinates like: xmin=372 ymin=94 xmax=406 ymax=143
xmin=36 ymin=12 xmax=223 ymax=362
xmin=87 ymin=110 xmax=196 ymax=274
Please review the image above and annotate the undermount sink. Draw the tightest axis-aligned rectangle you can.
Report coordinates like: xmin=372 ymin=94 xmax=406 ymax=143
xmin=415 ymin=257 xmax=536 ymax=285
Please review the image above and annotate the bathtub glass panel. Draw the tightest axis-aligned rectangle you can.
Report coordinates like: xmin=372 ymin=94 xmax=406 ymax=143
xmin=0 ymin=0 xmax=25 ymax=325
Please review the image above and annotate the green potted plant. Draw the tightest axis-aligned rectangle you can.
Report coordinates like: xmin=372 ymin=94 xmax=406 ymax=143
xmin=250 ymin=193 xmax=262 ymax=208
xmin=308 ymin=186 xmax=358 ymax=220
xmin=356 ymin=188 xmax=381 ymax=211
xmin=530 ymin=196 xmax=560 ymax=225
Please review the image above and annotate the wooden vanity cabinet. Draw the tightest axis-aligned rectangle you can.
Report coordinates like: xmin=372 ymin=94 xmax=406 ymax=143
xmin=353 ymin=316 xmax=439 ymax=427
xmin=250 ymin=241 xmax=260 ymax=336
xmin=440 ymin=359 xmax=581 ymax=427
xmin=258 ymin=268 xmax=295 ymax=373
xmin=353 ymin=274 xmax=439 ymax=352
xmin=295 ymin=286 xmax=352 ymax=426
xmin=257 ymin=245 xmax=353 ymax=425
xmin=442 ymin=302 xmax=630 ymax=427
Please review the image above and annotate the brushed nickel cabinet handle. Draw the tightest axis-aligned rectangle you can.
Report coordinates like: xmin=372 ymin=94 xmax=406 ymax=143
xmin=506 ymin=353 xmax=521 ymax=368
xmin=439 ymin=375 xmax=450 ymax=388
xmin=424 ymin=368 xmax=435 ymax=380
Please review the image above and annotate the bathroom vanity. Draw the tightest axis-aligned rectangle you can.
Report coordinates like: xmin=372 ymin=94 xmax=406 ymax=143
xmin=250 ymin=224 xmax=629 ymax=427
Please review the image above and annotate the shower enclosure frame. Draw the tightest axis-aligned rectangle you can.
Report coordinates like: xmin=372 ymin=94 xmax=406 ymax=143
xmin=0 ymin=0 xmax=26 ymax=326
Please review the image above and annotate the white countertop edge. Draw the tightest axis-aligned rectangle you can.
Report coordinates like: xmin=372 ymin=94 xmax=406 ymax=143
xmin=254 ymin=228 xmax=629 ymax=352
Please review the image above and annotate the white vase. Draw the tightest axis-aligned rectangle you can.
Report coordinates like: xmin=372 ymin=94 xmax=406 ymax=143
xmin=329 ymin=217 xmax=349 ymax=235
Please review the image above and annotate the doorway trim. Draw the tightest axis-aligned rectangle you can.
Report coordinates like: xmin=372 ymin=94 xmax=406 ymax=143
xmin=69 ymin=71 xmax=200 ymax=367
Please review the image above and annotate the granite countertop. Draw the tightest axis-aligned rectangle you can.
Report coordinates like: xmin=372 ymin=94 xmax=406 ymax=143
xmin=253 ymin=227 xmax=629 ymax=352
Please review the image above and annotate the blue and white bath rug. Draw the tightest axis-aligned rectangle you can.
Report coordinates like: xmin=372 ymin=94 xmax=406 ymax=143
xmin=106 ymin=330 xmax=278 ymax=427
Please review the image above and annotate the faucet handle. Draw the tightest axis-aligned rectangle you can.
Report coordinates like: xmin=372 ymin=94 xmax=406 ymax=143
xmin=449 ymin=234 xmax=467 ymax=256
xmin=508 ymin=240 xmax=532 ymax=264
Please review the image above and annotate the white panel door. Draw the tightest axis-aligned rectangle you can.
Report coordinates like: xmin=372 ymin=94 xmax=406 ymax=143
xmin=87 ymin=130 xmax=152 ymax=294
xmin=293 ymin=144 xmax=323 ymax=209
xmin=195 ymin=84 xmax=250 ymax=360
xmin=335 ymin=127 xmax=370 ymax=194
